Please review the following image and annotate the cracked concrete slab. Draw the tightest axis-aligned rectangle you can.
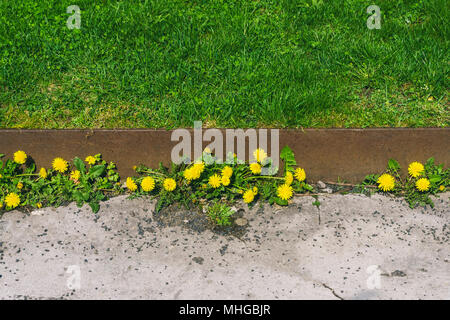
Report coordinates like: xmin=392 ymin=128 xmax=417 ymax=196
xmin=0 ymin=193 xmax=449 ymax=300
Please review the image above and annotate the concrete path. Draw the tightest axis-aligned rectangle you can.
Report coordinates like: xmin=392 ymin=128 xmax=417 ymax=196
xmin=0 ymin=193 xmax=449 ymax=300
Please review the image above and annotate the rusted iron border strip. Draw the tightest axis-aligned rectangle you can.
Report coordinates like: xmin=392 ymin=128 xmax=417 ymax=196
xmin=1 ymin=128 xmax=448 ymax=183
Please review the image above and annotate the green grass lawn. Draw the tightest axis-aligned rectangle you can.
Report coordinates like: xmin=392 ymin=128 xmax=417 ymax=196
xmin=0 ymin=0 xmax=448 ymax=129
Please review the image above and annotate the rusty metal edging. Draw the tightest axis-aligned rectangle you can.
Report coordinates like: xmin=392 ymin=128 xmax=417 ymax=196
xmin=0 ymin=128 xmax=449 ymax=183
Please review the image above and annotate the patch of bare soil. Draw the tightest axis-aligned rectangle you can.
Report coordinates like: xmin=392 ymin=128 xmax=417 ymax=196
xmin=153 ymin=204 xmax=248 ymax=238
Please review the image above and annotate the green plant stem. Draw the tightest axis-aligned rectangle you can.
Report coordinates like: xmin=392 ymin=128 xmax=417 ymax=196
xmin=6 ymin=173 xmax=39 ymax=179
xmin=228 ymin=185 xmax=245 ymax=194
xmin=245 ymin=175 xmax=283 ymax=181
xmin=140 ymin=169 xmax=166 ymax=177
xmin=325 ymin=181 xmax=377 ymax=188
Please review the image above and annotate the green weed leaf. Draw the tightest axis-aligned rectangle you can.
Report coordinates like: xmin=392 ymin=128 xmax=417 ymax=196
xmin=280 ymin=146 xmax=297 ymax=173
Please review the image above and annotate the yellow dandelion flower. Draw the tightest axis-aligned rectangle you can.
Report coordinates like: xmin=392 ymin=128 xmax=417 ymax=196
xmin=70 ymin=170 xmax=81 ymax=181
xmin=243 ymin=189 xmax=255 ymax=203
xmin=36 ymin=203 xmax=42 ymax=209
xmin=126 ymin=177 xmax=138 ymax=192
xmin=17 ymin=182 xmax=23 ymax=190
xmin=0 ymin=174 xmax=2 ymax=179
xmin=0 ymin=202 xmax=3 ymax=209
xmin=285 ymin=171 xmax=294 ymax=185
xmin=5 ymin=193 xmax=20 ymax=208
xmin=191 ymin=166 xmax=203 ymax=180
xmin=294 ymin=168 xmax=306 ymax=182
xmin=416 ymin=178 xmax=430 ymax=192
xmin=132 ymin=165 xmax=137 ymax=171
xmin=252 ymin=186 xmax=258 ymax=195
xmin=203 ymin=147 xmax=211 ymax=153
xmin=39 ymin=168 xmax=47 ymax=179
xmin=277 ymin=184 xmax=293 ymax=201
xmin=183 ymin=163 xmax=204 ymax=181
xmin=52 ymin=157 xmax=68 ymax=173
xmin=377 ymin=174 xmax=395 ymax=192
xmin=253 ymin=148 xmax=267 ymax=163
xmin=221 ymin=175 xmax=230 ymax=186
xmin=163 ymin=178 xmax=177 ymax=191
xmin=183 ymin=167 xmax=195 ymax=181
xmin=85 ymin=156 xmax=96 ymax=165
xmin=250 ymin=162 xmax=261 ymax=175
xmin=141 ymin=176 xmax=155 ymax=192
xmin=13 ymin=150 xmax=27 ymax=164
xmin=439 ymin=185 xmax=445 ymax=192
xmin=208 ymin=174 xmax=222 ymax=188
xmin=222 ymin=166 xmax=233 ymax=178
xmin=193 ymin=162 xmax=205 ymax=173
xmin=408 ymin=162 xmax=424 ymax=178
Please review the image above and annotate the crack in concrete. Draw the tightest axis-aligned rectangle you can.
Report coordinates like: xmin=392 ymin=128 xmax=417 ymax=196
xmin=321 ymin=283 xmax=344 ymax=300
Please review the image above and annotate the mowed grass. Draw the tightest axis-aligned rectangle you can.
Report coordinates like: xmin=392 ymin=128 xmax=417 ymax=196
xmin=0 ymin=0 xmax=448 ymax=129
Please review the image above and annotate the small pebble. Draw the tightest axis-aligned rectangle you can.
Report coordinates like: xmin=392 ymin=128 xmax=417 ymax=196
xmin=317 ymin=181 xmax=326 ymax=189
xmin=235 ymin=218 xmax=248 ymax=226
